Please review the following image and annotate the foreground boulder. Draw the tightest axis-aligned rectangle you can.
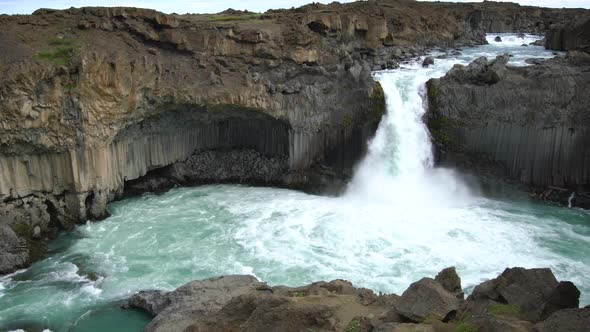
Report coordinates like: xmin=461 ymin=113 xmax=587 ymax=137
xmin=533 ymin=308 xmax=590 ymax=332
xmin=126 ymin=267 xmax=586 ymax=332
xmin=396 ymin=277 xmax=460 ymax=322
xmin=466 ymin=268 xmax=580 ymax=322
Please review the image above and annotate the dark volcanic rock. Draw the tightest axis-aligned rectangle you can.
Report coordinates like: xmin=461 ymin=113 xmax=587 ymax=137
xmin=422 ymin=56 xmax=435 ymax=67
xmin=540 ymin=281 xmax=581 ymax=320
xmin=466 ymin=268 xmax=574 ymax=322
xmin=128 ymin=275 xmax=391 ymax=332
xmin=435 ymin=267 xmax=464 ymax=299
xmin=546 ymin=17 xmax=590 ymax=51
xmin=495 ymin=35 xmax=502 ymax=42
xmin=396 ymin=277 xmax=459 ymax=322
xmin=129 ymin=268 xmax=585 ymax=332
xmin=131 ymin=275 xmax=263 ymax=332
xmin=426 ymin=53 xmax=590 ymax=207
xmin=533 ymin=308 xmax=590 ymax=332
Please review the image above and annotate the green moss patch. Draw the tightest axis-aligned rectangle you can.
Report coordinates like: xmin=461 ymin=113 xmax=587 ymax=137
xmin=10 ymin=223 xmax=33 ymax=238
xmin=428 ymin=115 xmax=454 ymax=146
xmin=454 ymin=322 xmax=478 ymax=332
xmin=370 ymin=83 xmax=385 ymax=122
xmin=488 ymin=304 xmax=523 ymax=318
xmin=37 ymin=37 xmax=78 ymax=66
xmin=345 ymin=317 xmax=362 ymax=332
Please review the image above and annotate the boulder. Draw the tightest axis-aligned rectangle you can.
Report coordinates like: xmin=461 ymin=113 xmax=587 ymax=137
xmin=540 ymin=281 xmax=580 ymax=320
xmin=127 ymin=275 xmax=264 ymax=332
xmin=396 ymin=277 xmax=460 ymax=322
xmin=422 ymin=56 xmax=435 ymax=67
xmin=495 ymin=35 xmax=502 ymax=42
xmin=126 ymin=290 xmax=171 ymax=316
xmin=533 ymin=308 xmax=590 ymax=332
xmin=434 ymin=267 xmax=463 ymax=299
xmin=467 ymin=268 xmax=563 ymax=322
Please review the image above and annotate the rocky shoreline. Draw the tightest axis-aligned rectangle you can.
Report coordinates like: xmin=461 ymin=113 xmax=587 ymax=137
xmin=125 ymin=267 xmax=588 ymax=332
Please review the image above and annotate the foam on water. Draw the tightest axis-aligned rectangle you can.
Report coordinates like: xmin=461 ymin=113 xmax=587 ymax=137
xmin=0 ymin=35 xmax=587 ymax=331
xmin=486 ymin=32 xmax=544 ymax=46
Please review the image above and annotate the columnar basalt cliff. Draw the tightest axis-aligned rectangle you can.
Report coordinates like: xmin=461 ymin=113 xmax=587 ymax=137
xmin=426 ymin=52 xmax=590 ymax=208
xmin=0 ymin=0 xmax=588 ymax=273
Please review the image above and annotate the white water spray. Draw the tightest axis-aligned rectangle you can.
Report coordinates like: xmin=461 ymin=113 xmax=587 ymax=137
xmin=568 ymin=192 xmax=576 ymax=208
xmin=346 ymin=62 xmax=473 ymax=208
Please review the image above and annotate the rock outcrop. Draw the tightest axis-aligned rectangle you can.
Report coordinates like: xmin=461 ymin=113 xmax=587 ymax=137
xmin=545 ymin=16 xmax=590 ymax=52
xmin=426 ymin=52 xmax=590 ymax=208
xmin=124 ymin=267 xmax=586 ymax=332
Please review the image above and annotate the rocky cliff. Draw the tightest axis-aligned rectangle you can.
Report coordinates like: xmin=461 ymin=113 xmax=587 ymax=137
xmin=0 ymin=0 xmax=587 ymax=273
xmin=426 ymin=52 xmax=590 ymax=208
xmin=0 ymin=0 xmax=493 ymax=274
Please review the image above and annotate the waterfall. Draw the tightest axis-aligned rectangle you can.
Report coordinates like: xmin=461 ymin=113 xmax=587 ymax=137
xmin=346 ymin=63 xmax=473 ymax=207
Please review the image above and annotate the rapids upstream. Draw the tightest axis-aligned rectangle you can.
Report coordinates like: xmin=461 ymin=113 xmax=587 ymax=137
xmin=1 ymin=34 xmax=589 ymax=332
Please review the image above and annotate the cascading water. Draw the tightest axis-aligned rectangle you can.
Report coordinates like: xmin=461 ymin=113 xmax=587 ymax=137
xmin=1 ymin=35 xmax=590 ymax=332
xmin=346 ymin=63 xmax=473 ymax=208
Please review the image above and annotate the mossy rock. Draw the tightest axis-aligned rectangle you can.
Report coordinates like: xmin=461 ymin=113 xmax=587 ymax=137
xmin=10 ymin=223 xmax=33 ymax=238
xmin=454 ymin=322 xmax=478 ymax=332
xmin=370 ymin=82 xmax=385 ymax=122
xmin=428 ymin=115 xmax=455 ymax=146
xmin=488 ymin=304 xmax=523 ymax=318
xmin=341 ymin=114 xmax=354 ymax=128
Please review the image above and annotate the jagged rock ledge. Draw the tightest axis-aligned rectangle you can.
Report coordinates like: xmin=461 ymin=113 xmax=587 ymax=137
xmin=123 ymin=267 xmax=588 ymax=332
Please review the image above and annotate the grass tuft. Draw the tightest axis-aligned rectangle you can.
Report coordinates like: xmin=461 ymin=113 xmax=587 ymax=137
xmin=37 ymin=37 xmax=78 ymax=66
xmin=488 ymin=304 xmax=523 ymax=317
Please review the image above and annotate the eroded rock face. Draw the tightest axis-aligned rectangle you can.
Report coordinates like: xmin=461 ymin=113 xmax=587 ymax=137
xmin=426 ymin=52 xmax=590 ymax=208
xmin=0 ymin=225 xmax=29 ymax=274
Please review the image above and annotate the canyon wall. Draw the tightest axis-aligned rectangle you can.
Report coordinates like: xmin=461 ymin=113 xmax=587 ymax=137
xmin=0 ymin=0 xmax=588 ymax=273
xmin=426 ymin=52 xmax=590 ymax=207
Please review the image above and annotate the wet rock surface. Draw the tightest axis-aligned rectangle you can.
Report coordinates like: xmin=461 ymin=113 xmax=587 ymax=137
xmin=125 ymin=267 xmax=586 ymax=332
